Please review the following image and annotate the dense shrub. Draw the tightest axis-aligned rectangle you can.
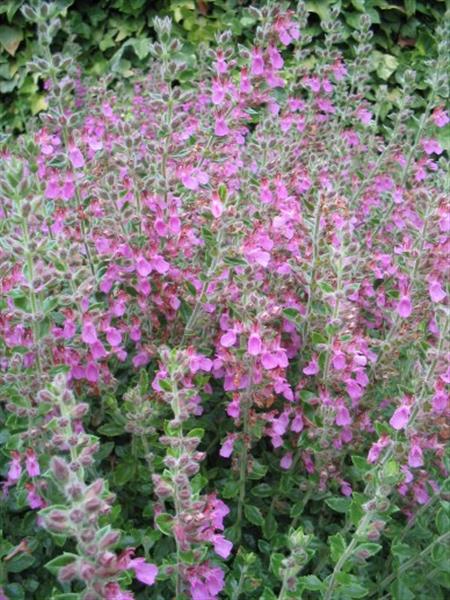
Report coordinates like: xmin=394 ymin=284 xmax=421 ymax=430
xmin=0 ymin=0 xmax=448 ymax=132
xmin=0 ymin=1 xmax=449 ymax=599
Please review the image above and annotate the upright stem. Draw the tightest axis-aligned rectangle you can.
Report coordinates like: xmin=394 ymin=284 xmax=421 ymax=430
xmin=324 ymin=512 xmax=372 ymax=600
xmin=236 ymin=363 xmax=254 ymax=542
xmin=21 ymin=217 xmax=43 ymax=375
xmin=236 ymin=395 xmax=250 ymax=541
xmin=303 ymin=197 xmax=322 ymax=343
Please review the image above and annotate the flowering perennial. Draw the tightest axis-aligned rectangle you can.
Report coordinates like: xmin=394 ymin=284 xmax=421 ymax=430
xmin=0 ymin=2 xmax=449 ymax=599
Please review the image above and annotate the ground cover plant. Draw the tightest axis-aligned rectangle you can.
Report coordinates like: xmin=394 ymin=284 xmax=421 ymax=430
xmin=0 ymin=1 xmax=449 ymax=599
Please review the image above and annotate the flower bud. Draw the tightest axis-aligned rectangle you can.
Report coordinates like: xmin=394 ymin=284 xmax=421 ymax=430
xmin=58 ymin=562 xmax=78 ymax=582
xmin=51 ymin=457 xmax=70 ymax=483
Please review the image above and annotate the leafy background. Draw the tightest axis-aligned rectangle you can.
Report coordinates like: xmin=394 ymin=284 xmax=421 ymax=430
xmin=0 ymin=0 xmax=447 ymax=132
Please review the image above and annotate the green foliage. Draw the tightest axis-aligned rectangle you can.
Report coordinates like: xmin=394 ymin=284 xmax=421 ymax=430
xmin=0 ymin=0 xmax=447 ymax=131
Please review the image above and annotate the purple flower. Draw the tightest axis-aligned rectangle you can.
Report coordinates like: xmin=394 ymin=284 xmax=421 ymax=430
xmin=408 ymin=442 xmax=424 ymax=468
xmin=68 ymin=144 xmax=85 ymax=168
xmin=280 ymin=451 xmax=293 ymax=470
xmin=389 ymin=404 xmax=411 ymax=430
xmin=219 ymin=436 xmax=235 ymax=458
xmin=212 ymin=534 xmax=233 ymax=559
xmin=129 ymin=558 xmax=158 ymax=586
xmin=7 ymin=451 xmax=22 ymax=483
xmin=136 ymin=256 xmax=152 ymax=277
xmin=303 ymin=358 xmax=319 ymax=375
xmin=335 ymin=403 xmax=351 ymax=427
xmin=81 ymin=321 xmax=97 ymax=345
xmin=220 ymin=330 xmax=236 ymax=348
xmin=429 ymin=280 xmax=446 ymax=303
xmin=25 ymin=449 xmax=40 ymax=477
xmin=247 ymin=333 xmax=262 ymax=356
xmin=396 ymin=295 xmax=413 ymax=318
xmin=214 ymin=117 xmax=229 ymax=137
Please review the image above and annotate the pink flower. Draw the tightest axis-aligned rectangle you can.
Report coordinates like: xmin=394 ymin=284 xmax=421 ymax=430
xmin=214 ymin=117 xmax=229 ymax=137
xmin=105 ymin=583 xmax=135 ymax=600
xmin=268 ymin=45 xmax=283 ymax=70
xmin=211 ymin=193 xmax=224 ymax=218
xmin=367 ymin=435 xmax=390 ymax=463
xmin=340 ymin=481 xmax=352 ymax=496
xmin=136 ymin=256 xmax=152 ymax=277
xmin=25 ymin=448 xmax=40 ymax=477
xmin=209 ymin=496 xmax=230 ymax=530
xmin=413 ymin=483 xmax=429 ymax=505
xmin=247 ymin=333 xmax=262 ymax=356
xmin=128 ymin=558 xmax=158 ymax=585
xmin=432 ymin=106 xmax=449 ymax=127
xmin=7 ymin=451 xmax=22 ymax=483
xmin=211 ymin=80 xmax=225 ymax=105
xmin=429 ymin=280 xmax=447 ymax=303
xmin=408 ymin=441 xmax=424 ymax=468
xmin=303 ymin=357 xmax=319 ymax=375
xmin=335 ymin=403 xmax=351 ymax=427
xmin=421 ymin=138 xmax=443 ymax=155
xmin=220 ymin=330 xmax=236 ymax=348
xmin=81 ymin=321 xmax=98 ymax=345
xmin=25 ymin=483 xmax=45 ymax=509
xmin=188 ymin=564 xmax=225 ymax=600
xmin=91 ymin=340 xmax=107 ymax=360
xmin=219 ymin=436 xmax=235 ymax=458
xmin=227 ymin=398 xmax=240 ymax=418
xmin=261 ymin=352 xmax=278 ymax=370
xmin=389 ymin=403 xmax=411 ymax=430
xmin=106 ymin=327 xmax=122 ymax=347
xmin=280 ymin=451 xmax=293 ymax=470
xmin=251 ymin=48 xmax=265 ymax=76
xmin=396 ymin=295 xmax=412 ymax=318
xmin=356 ymin=107 xmax=372 ymax=125
xmin=68 ymin=144 xmax=85 ymax=168
xmin=85 ymin=362 xmax=99 ymax=383
xmin=332 ymin=352 xmax=346 ymax=370
xmin=212 ymin=534 xmax=233 ymax=559
xmin=152 ymin=255 xmax=170 ymax=274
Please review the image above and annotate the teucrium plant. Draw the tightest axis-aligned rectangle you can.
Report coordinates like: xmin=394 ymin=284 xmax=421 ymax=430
xmin=0 ymin=1 xmax=449 ymax=599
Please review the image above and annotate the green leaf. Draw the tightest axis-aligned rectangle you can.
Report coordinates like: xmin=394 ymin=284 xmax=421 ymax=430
xmin=44 ymin=553 xmax=78 ymax=576
xmin=404 ymin=0 xmax=416 ymax=17
xmin=5 ymin=553 xmax=36 ymax=573
xmin=221 ymin=480 xmax=240 ymax=498
xmin=97 ymin=422 xmax=124 ymax=436
xmin=187 ymin=427 xmax=204 ymax=439
xmin=299 ymin=575 xmax=324 ymax=591
xmin=354 ymin=542 xmax=382 ymax=558
xmin=436 ymin=507 xmax=450 ymax=535
xmin=261 ymin=588 xmax=278 ymax=600
xmin=330 ymin=532 xmax=347 ymax=563
xmin=270 ymin=552 xmax=284 ymax=577
xmin=306 ymin=0 xmax=332 ymax=21
xmin=158 ymin=379 xmax=172 ymax=392
xmin=251 ymin=483 xmax=273 ymax=497
xmin=325 ymin=497 xmax=351 ymax=513
xmin=376 ymin=53 xmax=399 ymax=80
xmin=248 ymin=460 xmax=268 ymax=480
xmin=244 ymin=504 xmax=264 ymax=526
xmin=263 ymin=512 xmax=277 ymax=540
xmin=335 ymin=573 xmax=369 ymax=597
xmin=0 ymin=26 xmax=23 ymax=56
xmin=155 ymin=513 xmax=173 ymax=536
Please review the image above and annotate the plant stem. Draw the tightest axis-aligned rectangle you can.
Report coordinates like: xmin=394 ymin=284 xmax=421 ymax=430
xmin=373 ymin=531 xmax=450 ymax=596
xmin=323 ymin=512 xmax=372 ymax=600
xmin=303 ymin=196 xmax=322 ymax=344
xmin=236 ymin=396 xmax=250 ymax=542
